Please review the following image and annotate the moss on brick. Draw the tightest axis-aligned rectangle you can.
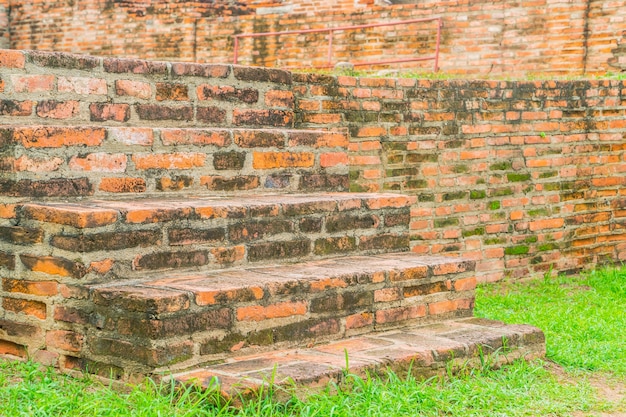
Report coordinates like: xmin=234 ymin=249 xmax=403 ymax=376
xmin=528 ymin=208 xmax=550 ymax=217
xmin=492 ymin=187 xmax=514 ymax=197
xmin=539 ymin=171 xmax=558 ymax=179
xmin=484 ymin=237 xmax=506 ymax=245
xmin=470 ymin=190 xmax=487 ymax=199
xmin=490 ymin=161 xmax=512 ymax=171
xmin=443 ymin=191 xmax=467 ymax=201
xmin=505 ymin=245 xmax=530 ymax=255
xmin=524 ymin=235 xmax=538 ymax=243
xmin=453 ymin=164 xmax=470 ymax=173
xmin=507 ymin=172 xmax=531 ymax=182
xmin=462 ymin=227 xmax=485 ymax=237
xmin=538 ymin=243 xmax=558 ymax=251
xmin=434 ymin=218 xmax=459 ymax=228
xmin=489 ymin=201 xmax=501 ymax=210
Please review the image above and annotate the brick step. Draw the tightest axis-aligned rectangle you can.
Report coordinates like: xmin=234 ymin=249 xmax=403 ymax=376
xmin=6 ymin=193 xmax=414 ymax=284
xmin=0 ymin=125 xmax=349 ymax=200
xmin=169 ymin=318 xmax=545 ymax=400
xmin=60 ymin=253 xmax=475 ymax=378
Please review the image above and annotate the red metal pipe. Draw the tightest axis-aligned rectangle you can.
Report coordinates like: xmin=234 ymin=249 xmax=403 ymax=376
xmin=434 ymin=18 xmax=442 ymax=72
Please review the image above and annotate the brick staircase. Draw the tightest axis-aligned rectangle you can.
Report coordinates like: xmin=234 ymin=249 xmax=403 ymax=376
xmin=0 ymin=50 xmax=544 ymax=395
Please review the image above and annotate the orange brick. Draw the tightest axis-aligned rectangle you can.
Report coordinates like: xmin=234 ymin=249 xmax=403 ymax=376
xmin=529 ymin=218 xmax=565 ymax=231
xmin=3 ymin=298 xmax=47 ymax=319
xmin=0 ymin=340 xmax=27 ymax=358
xmin=46 ymin=330 xmax=83 ymax=353
xmin=453 ymin=277 xmax=477 ymax=292
xmin=3 ymin=278 xmax=58 ymax=296
xmin=109 ymin=127 xmax=154 ymax=146
xmin=12 ymin=126 xmax=105 ymax=148
xmin=161 ymin=128 xmax=230 ymax=147
xmin=310 ymin=277 xmax=349 ymax=291
xmin=132 ymin=153 xmax=206 ymax=170
xmin=0 ymin=50 xmax=26 ymax=68
xmin=22 ymin=204 xmax=118 ymax=228
xmin=89 ymin=259 xmax=114 ymax=274
xmin=236 ymin=301 xmax=307 ymax=322
xmin=12 ymin=75 xmax=55 ymax=93
xmin=115 ymin=79 xmax=152 ymax=99
xmin=374 ymin=287 xmax=402 ymax=302
xmin=356 ymin=126 xmax=386 ymax=137
xmin=375 ymin=305 xmax=426 ymax=324
xmin=252 ymin=151 xmax=314 ymax=169
xmin=345 ymin=312 xmax=373 ymax=330
xmin=320 ymin=152 xmax=348 ymax=168
xmin=99 ymin=177 xmax=146 ymax=193
xmin=69 ymin=153 xmax=127 ymax=172
xmin=265 ymin=90 xmax=294 ymax=107
xmin=0 ymin=204 xmax=16 ymax=219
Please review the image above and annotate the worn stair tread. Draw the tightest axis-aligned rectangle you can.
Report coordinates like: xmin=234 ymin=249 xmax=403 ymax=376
xmin=22 ymin=192 xmax=414 ymax=228
xmin=91 ymin=253 xmax=474 ymax=308
xmin=168 ymin=318 xmax=545 ymax=398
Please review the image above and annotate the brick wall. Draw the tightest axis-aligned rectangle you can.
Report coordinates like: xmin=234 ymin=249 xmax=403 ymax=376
xmin=292 ymin=73 xmax=626 ymax=281
xmin=3 ymin=0 xmax=626 ymax=76
xmin=1 ymin=49 xmax=626 ymax=284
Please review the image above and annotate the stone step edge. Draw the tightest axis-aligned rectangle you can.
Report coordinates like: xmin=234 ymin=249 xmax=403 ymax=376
xmin=167 ymin=318 xmax=546 ymax=401
xmin=88 ymin=253 xmax=476 ymax=313
xmin=20 ymin=192 xmax=416 ymax=229
xmin=0 ymin=125 xmax=348 ymax=144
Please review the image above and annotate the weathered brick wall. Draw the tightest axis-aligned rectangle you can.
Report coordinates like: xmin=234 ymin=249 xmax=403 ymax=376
xmin=2 ymin=49 xmax=626 ymax=285
xmin=292 ymin=73 xmax=626 ymax=282
xmin=3 ymin=0 xmax=626 ymax=75
xmin=0 ymin=50 xmax=349 ymax=200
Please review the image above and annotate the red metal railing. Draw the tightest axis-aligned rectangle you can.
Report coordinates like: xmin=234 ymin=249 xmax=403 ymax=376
xmin=233 ymin=17 xmax=443 ymax=71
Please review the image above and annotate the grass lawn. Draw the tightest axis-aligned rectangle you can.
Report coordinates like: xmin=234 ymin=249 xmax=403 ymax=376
xmin=0 ymin=266 xmax=624 ymax=416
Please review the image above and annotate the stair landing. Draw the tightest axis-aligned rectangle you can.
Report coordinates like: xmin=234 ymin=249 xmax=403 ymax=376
xmin=171 ymin=318 xmax=545 ymax=400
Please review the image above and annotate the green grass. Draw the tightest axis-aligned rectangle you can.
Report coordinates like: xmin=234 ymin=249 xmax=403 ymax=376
xmin=476 ymin=267 xmax=626 ymax=376
xmin=0 ymin=266 xmax=623 ymax=416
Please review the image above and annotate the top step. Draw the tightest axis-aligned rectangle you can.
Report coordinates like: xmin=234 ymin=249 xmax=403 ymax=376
xmin=1 ymin=126 xmax=349 ymax=200
xmin=0 ymin=50 xmax=296 ymax=130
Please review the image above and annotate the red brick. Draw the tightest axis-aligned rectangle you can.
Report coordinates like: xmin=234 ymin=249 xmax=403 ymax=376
xmin=0 ymin=340 xmax=27 ymax=358
xmin=58 ymin=77 xmax=107 ymax=95
xmin=10 ymin=126 xmax=105 ymax=148
xmin=21 ymin=204 xmax=118 ymax=228
xmin=115 ymin=79 xmax=152 ymax=99
xmin=90 ymin=103 xmax=130 ymax=122
xmin=36 ymin=100 xmax=79 ymax=119
xmin=320 ymin=152 xmax=348 ymax=168
xmin=11 ymin=75 xmax=55 ymax=93
xmin=252 ymin=152 xmax=314 ymax=169
xmin=375 ymin=305 xmax=426 ymax=324
xmin=265 ymin=90 xmax=294 ymax=107
xmin=3 ymin=278 xmax=58 ymax=296
xmin=69 ymin=153 xmax=127 ymax=172
xmin=0 ymin=100 xmax=33 ymax=116
xmin=0 ymin=50 xmax=25 ymax=68
xmin=236 ymin=301 xmax=307 ymax=322
xmin=109 ymin=127 xmax=154 ymax=146
xmin=3 ymin=298 xmax=47 ymax=319
xmin=156 ymin=83 xmax=189 ymax=101
xmin=46 ymin=330 xmax=83 ymax=352
xmin=345 ymin=312 xmax=373 ymax=330
xmin=132 ymin=153 xmax=205 ymax=170
xmin=161 ymin=129 xmax=231 ymax=147
xmin=20 ymin=254 xmax=86 ymax=278
xmin=529 ymin=218 xmax=565 ymax=231
xmin=99 ymin=177 xmax=146 ymax=193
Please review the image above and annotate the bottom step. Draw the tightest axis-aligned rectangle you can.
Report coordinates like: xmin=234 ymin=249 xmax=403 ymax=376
xmin=170 ymin=318 xmax=545 ymax=400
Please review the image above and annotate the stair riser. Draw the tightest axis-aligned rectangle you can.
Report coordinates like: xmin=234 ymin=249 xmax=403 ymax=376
xmin=0 ymin=126 xmax=349 ymax=199
xmin=67 ymin=259 xmax=475 ymax=376
xmin=6 ymin=201 xmax=411 ymax=284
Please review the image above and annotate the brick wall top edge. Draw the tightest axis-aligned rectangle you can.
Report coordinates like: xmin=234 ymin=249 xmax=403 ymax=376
xmin=3 ymin=49 xmax=624 ymax=88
